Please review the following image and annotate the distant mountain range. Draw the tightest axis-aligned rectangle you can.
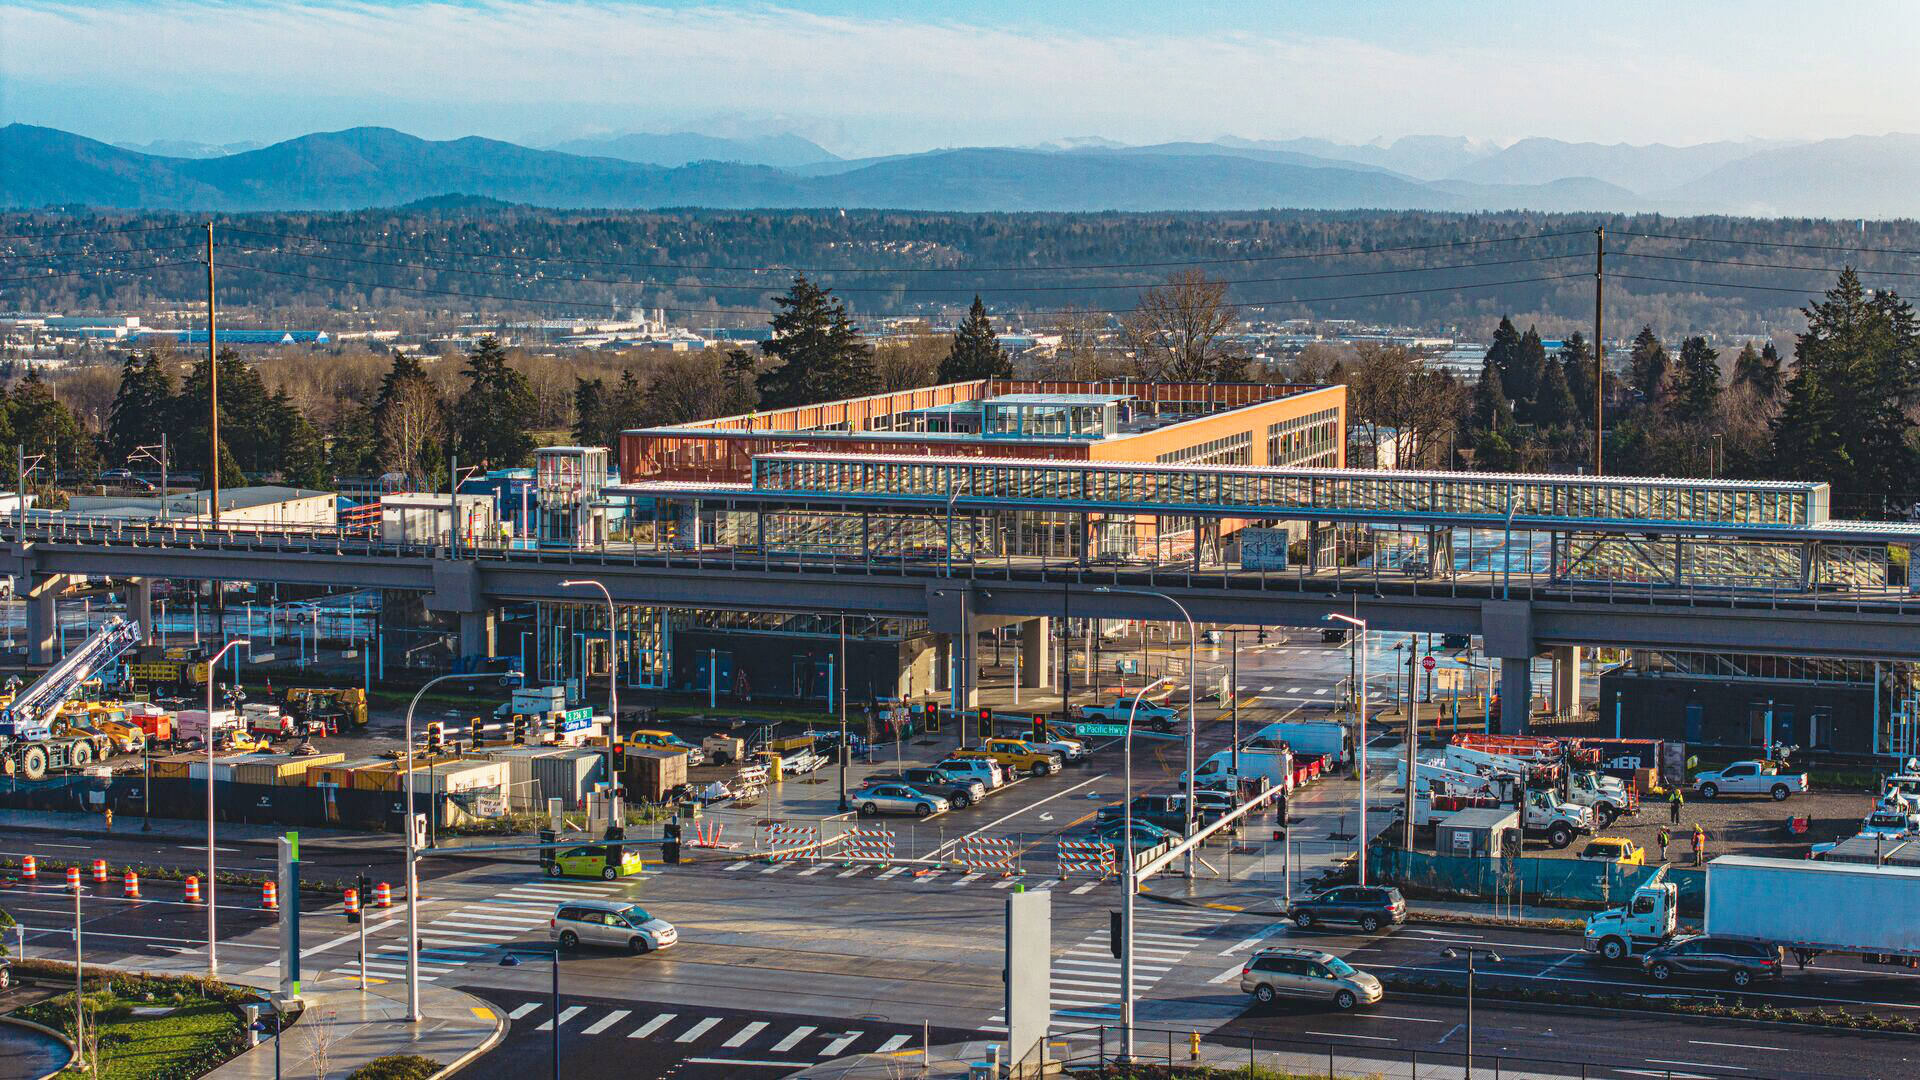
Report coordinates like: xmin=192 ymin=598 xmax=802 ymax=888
xmin=7 ymin=124 xmax=1919 ymax=217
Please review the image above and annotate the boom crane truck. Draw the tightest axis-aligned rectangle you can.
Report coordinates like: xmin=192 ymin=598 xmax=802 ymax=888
xmin=0 ymin=617 xmax=144 ymax=780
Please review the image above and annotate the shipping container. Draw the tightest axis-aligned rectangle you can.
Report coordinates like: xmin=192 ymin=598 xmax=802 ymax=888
xmin=625 ymin=747 xmax=687 ymax=803
xmin=532 ymin=748 xmax=606 ymax=811
xmin=232 ymin=752 xmax=345 ymax=787
xmin=148 ymin=752 xmax=201 ymax=780
xmin=306 ymin=756 xmax=392 ymax=788
xmin=1435 ymin=807 xmax=1522 ymax=859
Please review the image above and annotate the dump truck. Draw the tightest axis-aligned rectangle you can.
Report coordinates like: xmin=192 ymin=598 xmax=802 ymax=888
xmin=285 ymin=687 xmax=368 ymax=729
xmin=1585 ymin=856 xmax=1920 ymax=964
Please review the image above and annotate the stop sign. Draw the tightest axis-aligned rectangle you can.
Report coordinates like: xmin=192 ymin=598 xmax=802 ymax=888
xmin=1421 ymin=655 xmax=1436 ymax=671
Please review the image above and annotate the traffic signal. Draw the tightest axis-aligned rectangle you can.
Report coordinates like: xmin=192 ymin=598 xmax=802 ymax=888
xmin=611 ymin=742 xmax=626 ymax=771
xmin=926 ymin=708 xmax=941 ymax=733
xmin=1109 ymin=911 xmax=1124 ymax=958
xmin=511 ymin=715 xmax=527 ymax=744
xmin=1032 ymin=717 xmax=1047 ymax=742
xmin=977 ymin=706 xmax=993 ymax=739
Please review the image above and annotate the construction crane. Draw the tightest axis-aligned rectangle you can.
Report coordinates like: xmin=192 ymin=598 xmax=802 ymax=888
xmin=0 ymin=616 xmax=144 ymax=780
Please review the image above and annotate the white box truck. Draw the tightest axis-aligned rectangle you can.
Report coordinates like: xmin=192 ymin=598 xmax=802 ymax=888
xmin=1585 ymin=856 xmax=1920 ymax=963
xmin=1247 ymin=721 xmax=1349 ymax=765
xmin=1184 ymin=746 xmax=1293 ymax=790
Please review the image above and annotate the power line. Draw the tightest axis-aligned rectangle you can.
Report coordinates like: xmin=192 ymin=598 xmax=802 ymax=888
xmin=222 ymin=241 xmax=1588 ymax=296
xmin=1612 ymin=272 xmax=1842 ymax=296
xmin=220 ymin=223 xmax=1592 ymax=276
xmin=1613 ymin=249 xmax=1920 ymax=281
xmin=1614 ymin=229 xmax=1920 ymax=259
xmin=214 ymin=256 xmax=1587 ymax=320
xmin=0 ymin=222 xmax=197 ymax=242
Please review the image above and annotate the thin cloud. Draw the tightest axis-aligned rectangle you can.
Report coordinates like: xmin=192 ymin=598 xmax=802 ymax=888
xmin=1 ymin=1 xmax=1912 ymax=153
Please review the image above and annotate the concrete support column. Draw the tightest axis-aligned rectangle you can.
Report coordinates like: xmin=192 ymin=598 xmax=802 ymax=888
xmin=127 ymin=578 xmax=155 ymax=643
xmin=1498 ymin=656 xmax=1533 ymax=735
xmin=25 ymin=575 xmax=68 ymax=666
xmin=932 ymin=634 xmax=952 ymax=693
xmin=1550 ymin=646 xmax=1582 ymax=717
xmin=1019 ymin=617 xmax=1052 ymax=689
xmin=458 ymin=609 xmax=496 ymax=660
xmin=1307 ymin=524 xmax=1324 ymax=571
xmin=957 ymin=623 xmax=979 ymax=710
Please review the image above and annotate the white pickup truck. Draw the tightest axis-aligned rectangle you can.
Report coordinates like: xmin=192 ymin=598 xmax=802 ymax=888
xmin=1079 ymin=697 xmax=1181 ymax=732
xmin=1693 ymin=760 xmax=1807 ymax=801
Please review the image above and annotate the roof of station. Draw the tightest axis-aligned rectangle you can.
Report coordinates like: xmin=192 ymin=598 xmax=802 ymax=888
xmin=603 ymin=450 xmax=1920 ymax=543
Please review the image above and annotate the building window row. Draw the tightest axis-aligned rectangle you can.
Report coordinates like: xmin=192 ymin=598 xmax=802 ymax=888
xmin=1157 ymin=432 xmax=1252 ymax=467
xmin=1267 ymin=408 xmax=1341 ymax=467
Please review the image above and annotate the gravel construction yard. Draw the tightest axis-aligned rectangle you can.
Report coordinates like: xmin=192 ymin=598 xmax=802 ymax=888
xmin=1526 ymin=785 xmax=1882 ymax=862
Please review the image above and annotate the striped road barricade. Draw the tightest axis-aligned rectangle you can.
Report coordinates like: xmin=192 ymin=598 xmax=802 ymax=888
xmin=762 ymin=823 xmax=820 ymax=863
xmin=951 ymin=835 xmax=1021 ymax=876
xmin=1057 ymin=839 xmax=1117 ymax=879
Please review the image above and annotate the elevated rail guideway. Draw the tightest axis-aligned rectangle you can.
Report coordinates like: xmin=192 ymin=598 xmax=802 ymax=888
xmin=7 ymin=453 xmax=1920 ymax=732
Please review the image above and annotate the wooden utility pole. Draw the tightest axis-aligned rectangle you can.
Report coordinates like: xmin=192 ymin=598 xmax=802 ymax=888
xmin=1593 ymin=225 xmax=1605 ymax=476
xmin=205 ymin=222 xmax=221 ymax=529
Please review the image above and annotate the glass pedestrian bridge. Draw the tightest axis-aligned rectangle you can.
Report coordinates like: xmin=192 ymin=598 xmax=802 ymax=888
xmin=725 ymin=453 xmax=1831 ymax=535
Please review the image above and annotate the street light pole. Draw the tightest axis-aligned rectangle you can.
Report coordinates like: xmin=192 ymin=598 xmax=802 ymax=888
xmin=838 ymin=614 xmax=850 ymax=812
xmin=1097 ymin=587 xmax=1198 ymax=876
xmin=205 ymin=638 xmax=249 ymax=976
xmin=561 ymin=580 xmax=619 ymax=796
xmin=1444 ymin=946 xmax=1502 ymax=1079
xmin=1120 ymin=673 xmax=1176 ymax=1064
xmin=1325 ymin=613 xmax=1370 ymax=885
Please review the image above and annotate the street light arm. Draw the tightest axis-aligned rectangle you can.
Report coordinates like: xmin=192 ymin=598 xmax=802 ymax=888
xmin=403 ymin=668 xmax=478 ymax=1023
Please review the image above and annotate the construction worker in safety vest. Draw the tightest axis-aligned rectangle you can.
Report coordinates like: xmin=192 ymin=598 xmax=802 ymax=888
xmin=1657 ymin=825 xmax=1671 ymax=863
xmin=1668 ymin=787 xmax=1684 ymax=825
xmin=1691 ymin=823 xmax=1706 ymax=867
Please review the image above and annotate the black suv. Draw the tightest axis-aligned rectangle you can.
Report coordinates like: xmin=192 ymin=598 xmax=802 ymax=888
xmin=1642 ymin=936 xmax=1783 ymax=988
xmin=888 ymin=768 xmax=985 ymax=810
xmin=1095 ymin=794 xmax=1187 ymax=833
xmin=1288 ymin=886 xmax=1408 ymax=933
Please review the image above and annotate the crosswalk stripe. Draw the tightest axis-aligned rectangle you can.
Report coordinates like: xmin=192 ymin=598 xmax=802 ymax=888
xmin=797 ymin=865 xmax=826 ymax=876
xmin=877 ymin=1034 xmax=911 ymax=1053
xmin=581 ymin=1009 xmax=629 ymax=1035
xmin=912 ymin=870 xmax=944 ymax=883
xmin=835 ymin=867 xmax=865 ymax=878
xmin=993 ymin=878 xmax=1018 ymax=889
xmin=760 ymin=864 xmax=786 ymax=874
xmin=1287 ymin=686 xmax=1302 ymax=693
xmin=722 ymin=1021 xmax=768 ymax=1048
xmin=1052 ymin=976 xmax=1115 ymax=989
xmin=875 ymin=867 xmax=905 ymax=880
xmin=820 ymin=1031 xmax=864 ymax=1057
xmin=509 ymin=1003 xmax=541 ymax=1020
xmin=1071 ymin=882 xmax=1098 ymax=894
xmin=953 ymin=872 xmax=981 ymax=885
xmin=676 ymin=1017 xmax=723 ymax=1043
xmin=629 ymin=1014 xmax=676 ymax=1038
xmin=726 ymin=861 xmax=751 ymax=871
xmin=771 ymin=1026 xmax=815 ymax=1052
xmin=449 ymin=911 xmax=543 ymax=926
xmin=536 ymin=1005 xmax=584 ymax=1031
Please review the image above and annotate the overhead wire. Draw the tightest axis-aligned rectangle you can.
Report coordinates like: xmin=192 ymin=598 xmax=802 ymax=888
xmin=0 ymin=257 xmax=207 ymax=284
xmin=1611 ymin=249 xmax=1920 ymax=280
xmin=1614 ymin=229 xmax=1920 ymax=259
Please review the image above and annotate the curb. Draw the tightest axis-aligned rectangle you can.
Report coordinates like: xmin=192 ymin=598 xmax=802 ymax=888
xmin=431 ymin=1003 xmax=507 ymax=1079
xmin=0 ymin=1013 xmax=77 ymax=1080
xmin=1386 ymin=986 xmax=1920 ymax=1037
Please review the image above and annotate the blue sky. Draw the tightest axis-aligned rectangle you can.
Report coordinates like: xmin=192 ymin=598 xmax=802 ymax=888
xmin=3 ymin=1 xmax=1914 ymax=155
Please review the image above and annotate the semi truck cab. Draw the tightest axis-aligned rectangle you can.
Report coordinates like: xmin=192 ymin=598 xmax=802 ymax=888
xmin=1585 ymin=868 xmax=1678 ymax=961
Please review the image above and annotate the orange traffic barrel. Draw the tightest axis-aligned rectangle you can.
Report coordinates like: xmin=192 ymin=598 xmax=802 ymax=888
xmin=262 ymin=880 xmax=278 ymax=910
xmin=19 ymin=855 xmax=34 ymax=882
xmin=343 ymin=888 xmax=359 ymax=918
xmin=65 ymin=865 xmax=80 ymax=891
xmin=183 ymin=875 xmax=202 ymax=903
xmin=91 ymin=859 xmax=108 ymax=884
xmin=123 ymin=870 xmax=140 ymax=898
xmin=373 ymin=881 xmax=392 ymax=908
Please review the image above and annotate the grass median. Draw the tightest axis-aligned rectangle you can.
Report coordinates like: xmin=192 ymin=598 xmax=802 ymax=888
xmin=12 ymin=972 xmax=253 ymax=1080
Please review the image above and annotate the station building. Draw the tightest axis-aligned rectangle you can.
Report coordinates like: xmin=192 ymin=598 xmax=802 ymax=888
xmin=528 ymin=378 xmax=1347 ymax=706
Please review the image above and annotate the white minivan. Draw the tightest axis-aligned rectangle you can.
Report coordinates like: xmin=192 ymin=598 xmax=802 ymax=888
xmin=938 ymin=757 xmax=1006 ymax=790
xmin=551 ymin=899 xmax=678 ymax=954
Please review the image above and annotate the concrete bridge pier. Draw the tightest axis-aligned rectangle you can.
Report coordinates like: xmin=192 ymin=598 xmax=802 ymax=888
xmin=1480 ymin=599 xmax=1535 ymax=736
xmin=459 ymin=610 xmax=496 ymax=661
xmin=1550 ymin=645 xmax=1582 ymax=718
xmin=1018 ymin=616 xmax=1052 ymax=689
xmin=24 ymin=575 xmax=74 ymax=666
xmin=1497 ymin=657 xmax=1533 ymax=735
xmin=127 ymin=578 xmax=154 ymax=643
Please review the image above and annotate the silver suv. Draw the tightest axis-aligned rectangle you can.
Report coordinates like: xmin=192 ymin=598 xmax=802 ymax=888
xmin=551 ymin=899 xmax=678 ymax=954
xmin=1239 ymin=947 xmax=1383 ymax=1010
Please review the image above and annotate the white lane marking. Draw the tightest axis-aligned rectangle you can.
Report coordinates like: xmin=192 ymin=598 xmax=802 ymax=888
xmin=797 ymin=866 xmax=826 ymax=877
xmin=1222 ymin=925 xmax=1288 ymax=954
xmin=836 ymin=867 xmax=864 ymax=878
xmin=1303 ymin=1030 xmax=1394 ymax=1042
xmin=630 ymin=1014 xmax=676 ymax=1038
xmin=581 ymin=1009 xmax=629 ymax=1035
xmin=682 ymin=1059 xmax=806 ymax=1069
xmin=1370 ymin=1014 xmax=1445 ymax=1023
xmin=1071 ymin=882 xmax=1098 ymax=895
xmin=951 ymin=773 xmax=1107 ymax=844
xmin=995 ymin=878 xmax=1020 ymax=890
xmin=877 ymin=1034 xmax=911 ymax=1053
xmin=1209 ymin=964 xmax=1244 ymax=985
xmin=1688 ymin=1040 xmax=1786 ymax=1052
xmin=771 ymin=1026 xmax=816 ymax=1052
xmin=299 ymin=917 xmax=401 ymax=957
xmin=676 ymin=1016 xmax=723 ymax=1043
xmin=820 ymin=1031 xmax=864 ymax=1056
xmin=725 ymin=861 xmax=751 ymax=871
xmin=508 ymin=1003 xmax=541 ymax=1020
xmin=536 ymin=1005 xmax=585 ymax=1031
xmin=876 ymin=867 xmax=905 ymax=880
xmin=723 ymin=1021 xmax=769 ymax=1047
xmin=1647 ymin=1060 xmax=1745 ymax=1072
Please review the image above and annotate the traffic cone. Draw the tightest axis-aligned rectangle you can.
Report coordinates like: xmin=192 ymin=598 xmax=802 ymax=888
xmin=65 ymin=865 xmax=80 ymax=891
xmin=343 ymin=888 xmax=360 ymax=922
xmin=373 ymin=881 xmax=392 ymax=908
xmin=262 ymin=880 xmax=277 ymax=910
xmin=19 ymin=854 xmax=35 ymax=882
xmin=123 ymin=870 xmax=140 ymax=898
xmin=183 ymin=876 xmax=202 ymax=903
xmin=91 ymin=859 xmax=108 ymax=884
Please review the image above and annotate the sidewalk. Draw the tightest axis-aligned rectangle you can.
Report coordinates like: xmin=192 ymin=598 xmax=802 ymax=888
xmin=206 ymin=975 xmax=501 ymax=1080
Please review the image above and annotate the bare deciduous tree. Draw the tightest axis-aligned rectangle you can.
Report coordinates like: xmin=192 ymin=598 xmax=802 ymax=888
xmin=1041 ymin=306 xmax=1121 ymax=381
xmin=1122 ymin=270 xmax=1237 ymax=381
xmin=1342 ymin=344 xmax=1465 ymax=469
xmin=871 ymin=324 xmax=946 ymax=391
xmin=376 ymin=374 xmax=442 ymax=482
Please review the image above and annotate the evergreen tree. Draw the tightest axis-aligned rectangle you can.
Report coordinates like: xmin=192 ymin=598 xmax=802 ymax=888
xmin=10 ymin=368 xmax=100 ymax=479
xmin=1469 ymin=357 xmax=1513 ymax=434
xmin=106 ymin=349 xmax=176 ymax=463
xmin=720 ymin=347 xmax=760 ymax=416
xmin=169 ymin=350 xmax=260 ymax=487
xmin=1628 ymin=326 xmax=1671 ymax=406
xmin=1731 ymin=340 xmax=1785 ymax=402
xmin=1508 ymin=327 xmax=1549 ymax=420
xmin=936 ymin=296 xmax=1013 ymax=382
xmin=1772 ymin=270 xmax=1920 ymax=494
xmin=1534 ymin=355 xmax=1577 ymax=428
xmin=453 ymin=336 xmax=538 ymax=467
xmin=1669 ymin=336 xmax=1723 ymax=422
xmin=756 ymin=275 xmax=876 ymax=409
xmin=572 ymin=376 xmax=608 ymax=446
xmin=1485 ymin=317 xmax=1525 ymax=400
xmin=1558 ymin=333 xmax=1595 ymax=425
xmin=370 ymin=353 xmax=442 ymax=481
xmin=280 ymin=415 xmax=329 ymax=489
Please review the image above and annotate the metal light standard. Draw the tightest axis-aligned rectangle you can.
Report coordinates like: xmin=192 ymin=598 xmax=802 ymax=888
xmin=837 ymin=614 xmax=850 ymax=812
xmin=205 ymin=637 xmax=249 ymax=976
xmin=1097 ymin=587 xmax=1198 ymax=875
xmin=1119 ymin=674 xmax=1177 ymax=1064
xmin=1443 ymin=945 xmax=1502 ymax=1078
xmin=500 ymin=944 xmax=560 ymax=1079
xmin=1324 ymin=613 xmax=1370 ymax=885
xmin=560 ymin=580 xmax=619 ymax=782
xmin=403 ymin=668 xmax=516 ymax=1021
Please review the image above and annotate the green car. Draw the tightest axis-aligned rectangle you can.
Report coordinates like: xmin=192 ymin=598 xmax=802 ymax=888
xmin=547 ymin=845 xmax=646 ymax=880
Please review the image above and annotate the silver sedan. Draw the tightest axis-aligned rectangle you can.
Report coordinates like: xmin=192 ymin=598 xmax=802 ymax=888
xmin=854 ymin=783 xmax=950 ymax=819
